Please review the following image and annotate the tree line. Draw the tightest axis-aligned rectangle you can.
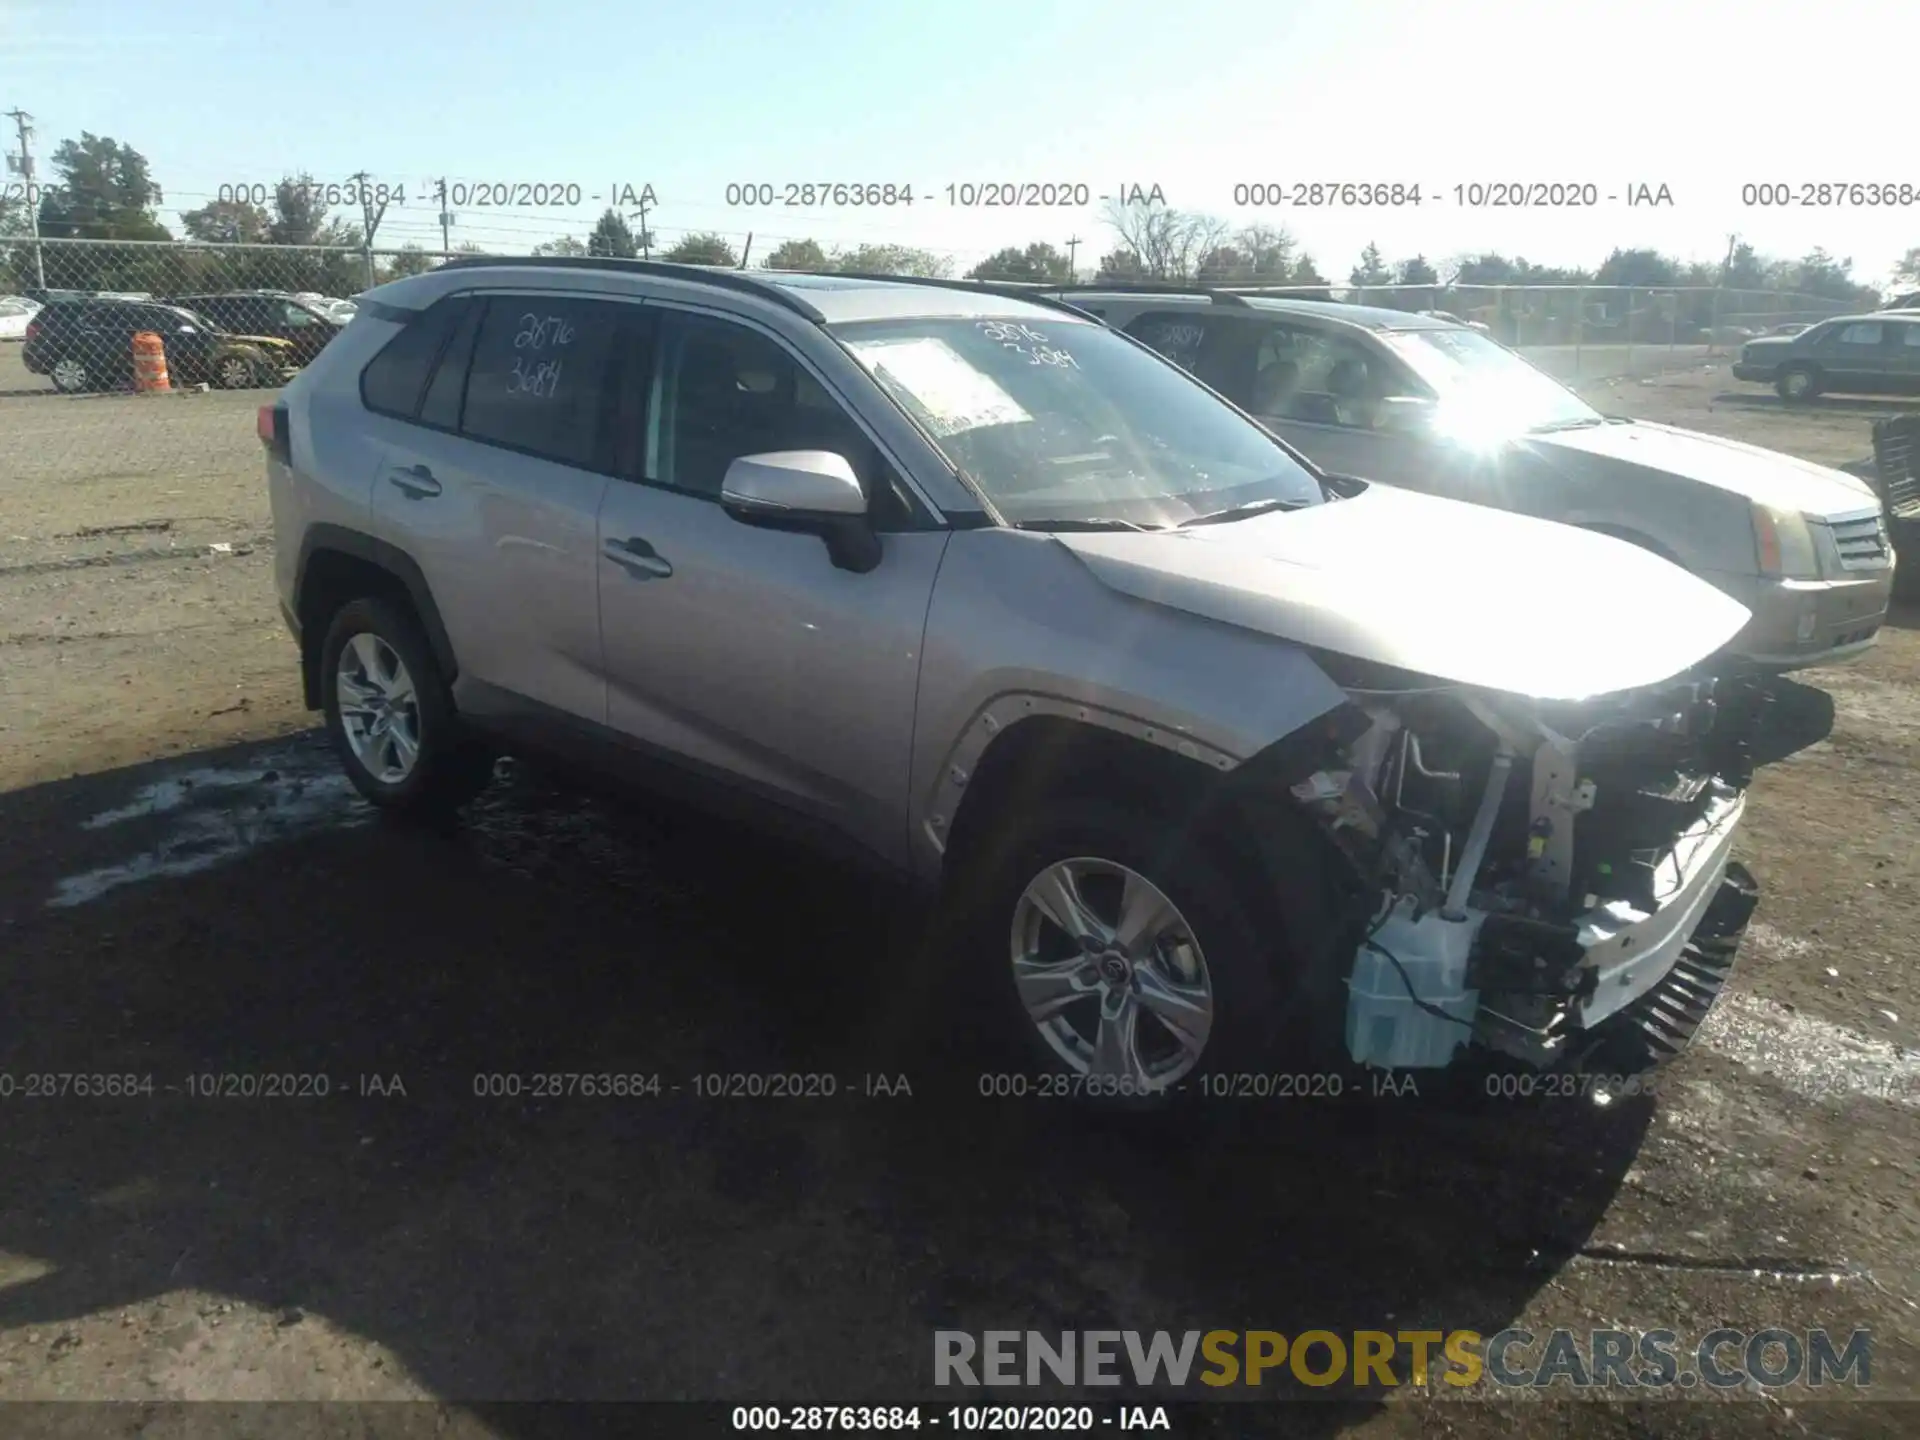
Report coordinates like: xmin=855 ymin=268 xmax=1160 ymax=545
xmin=4 ymin=131 xmax=1916 ymax=309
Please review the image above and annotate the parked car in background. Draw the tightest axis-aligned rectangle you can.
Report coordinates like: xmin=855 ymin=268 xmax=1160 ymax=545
xmin=169 ymin=291 xmax=347 ymax=366
xmin=22 ymin=298 xmax=298 ymax=392
xmin=1732 ymin=312 xmax=1920 ymax=401
xmin=1763 ymin=322 xmax=1813 ymax=337
xmin=0 ymin=295 xmax=40 ymax=341
xmin=1046 ymin=286 xmax=1895 ymax=670
xmin=264 ymin=256 xmax=1831 ymax=1103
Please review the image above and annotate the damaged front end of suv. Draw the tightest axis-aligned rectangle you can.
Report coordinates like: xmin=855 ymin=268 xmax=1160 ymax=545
xmin=1281 ymin=658 xmax=1833 ymax=1075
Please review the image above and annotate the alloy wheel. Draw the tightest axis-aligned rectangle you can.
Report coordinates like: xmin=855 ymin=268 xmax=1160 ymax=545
xmin=51 ymin=358 xmax=87 ymax=392
xmin=1009 ymin=856 xmax=1215 ymax=1091
xmin=335 ymin=632 xmax=422 ymax=784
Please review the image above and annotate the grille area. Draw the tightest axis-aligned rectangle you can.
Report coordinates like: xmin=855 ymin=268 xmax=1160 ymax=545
xmin=1829 ymin=513 xmax=1891 ymax=570
xmin=1873 ymin=415 xmax=1920 ymax=520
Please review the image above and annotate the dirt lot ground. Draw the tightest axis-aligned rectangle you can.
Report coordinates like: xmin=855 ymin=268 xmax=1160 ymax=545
xmin=1 ymin=355 xmax=1917 ymax=1438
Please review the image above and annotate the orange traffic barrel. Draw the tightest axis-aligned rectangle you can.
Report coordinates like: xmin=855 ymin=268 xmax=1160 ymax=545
xmin=131 ymin=331 xmax=172 ymax=393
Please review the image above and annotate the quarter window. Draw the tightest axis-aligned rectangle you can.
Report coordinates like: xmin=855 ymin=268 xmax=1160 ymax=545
xmin=361 ymin=295 xmax=472 ymax=419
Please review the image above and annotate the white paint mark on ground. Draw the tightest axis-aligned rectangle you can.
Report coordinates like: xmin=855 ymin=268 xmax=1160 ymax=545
xmin=49 ymin=746 xmax=368 ymax=908
xmin=1701 ymin=990 xmax=1920 ymax=1108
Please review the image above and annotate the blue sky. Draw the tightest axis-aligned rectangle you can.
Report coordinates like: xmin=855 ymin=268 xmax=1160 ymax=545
xmin=3 ymin=0 xmax=1914 ymax=286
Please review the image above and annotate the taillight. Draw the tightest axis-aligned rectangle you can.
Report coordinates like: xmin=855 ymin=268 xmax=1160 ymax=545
xmin=24 ymin=318 xmax=41 ymax=342
xmin=257 ymin=403 xmax=290 ymax=464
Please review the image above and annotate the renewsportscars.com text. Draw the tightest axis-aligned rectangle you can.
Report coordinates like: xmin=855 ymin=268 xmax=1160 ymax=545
xmin=933 ymin=1328 xmax=1872 ymax=1391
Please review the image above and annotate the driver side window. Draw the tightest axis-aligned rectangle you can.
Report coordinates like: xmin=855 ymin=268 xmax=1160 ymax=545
xmin=645 ymin=312 xmax=914 ymax=526
xmin=1250 ymin=326 xmax=1402 ymax=430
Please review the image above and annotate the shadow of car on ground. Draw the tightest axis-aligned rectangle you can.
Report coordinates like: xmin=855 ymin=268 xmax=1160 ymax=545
xmin=0 ymin=734 xmax=1658 ymax=1434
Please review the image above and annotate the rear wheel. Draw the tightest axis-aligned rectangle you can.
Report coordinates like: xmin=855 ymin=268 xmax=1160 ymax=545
xmin=320 ymin=596 xmax=494 ymax=815
xmin=1777 ymin=365 xmax=1822 ymax=402
xmin=49 ymin=357 xmax=90 ymax=393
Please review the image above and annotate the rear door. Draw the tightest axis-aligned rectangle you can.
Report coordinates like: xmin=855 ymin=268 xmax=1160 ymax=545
xmin=76 ymin=304 xmax=139 ymax=382
xmin=365 ymin=290 xmax=626 ymax=724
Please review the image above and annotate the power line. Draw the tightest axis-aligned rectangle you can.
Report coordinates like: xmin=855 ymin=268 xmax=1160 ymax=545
xmin=4 ymin=108 xmax=46 ymax=289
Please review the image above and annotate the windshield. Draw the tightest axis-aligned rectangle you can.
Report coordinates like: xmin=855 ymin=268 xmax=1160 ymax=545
xmin=832 ymin=314 xmax=1325 ymax=527
xmin=1379 ymin=326 xmax=1601 ymax=435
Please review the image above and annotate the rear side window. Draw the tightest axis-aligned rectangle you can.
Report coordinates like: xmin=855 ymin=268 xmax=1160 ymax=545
xmin=459 ymin=296 xmax=622 ymax=469
xmin=360 ymin=296 xmax=472 ymax=419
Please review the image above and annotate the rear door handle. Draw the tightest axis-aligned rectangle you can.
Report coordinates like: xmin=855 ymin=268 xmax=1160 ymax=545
xmin=603 ymin=536 xmax=673 ymax=579
xmin=386 ymin=464 xmax=441 ymax=499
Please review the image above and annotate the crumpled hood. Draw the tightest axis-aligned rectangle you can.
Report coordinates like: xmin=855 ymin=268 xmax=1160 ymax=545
xmin=1527 ymin=419 xmax=1878 ymax=517
xmin=1052 ymin=484 xmax=1751 ymax=703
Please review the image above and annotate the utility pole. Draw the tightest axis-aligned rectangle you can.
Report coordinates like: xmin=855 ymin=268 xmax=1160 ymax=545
xmin=4 ymin=108 xmax=46 ymax=291
xmin=349 ymin=169 xmax=393 ymax=289
xmin=435 ymin=177 xmax=454 ymax=255
xmin=738 ymin=232 xmax=753 ymax=270
xmin=1065 ymin=234 xmax=1081 ymax=281
xmin=629 ymin=193 xmax=653 ymax=260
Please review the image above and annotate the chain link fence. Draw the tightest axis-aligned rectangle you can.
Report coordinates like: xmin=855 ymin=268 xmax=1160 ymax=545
xmin=0 ymin=235 xmax=1877 ymax=501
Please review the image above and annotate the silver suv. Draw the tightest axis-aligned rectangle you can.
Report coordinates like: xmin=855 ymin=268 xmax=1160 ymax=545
xmin=1048 ymin=287 xmax=1895 ymax=670
xmin=262 ymin=259 xmax=1833 ymax=1101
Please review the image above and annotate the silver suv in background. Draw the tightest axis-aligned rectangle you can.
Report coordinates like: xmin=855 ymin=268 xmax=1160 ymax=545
xmin=1048 ymin=287 xmax=1895 ymax=671
xmin=263 ymin=260 xmax=1834 ymax=1104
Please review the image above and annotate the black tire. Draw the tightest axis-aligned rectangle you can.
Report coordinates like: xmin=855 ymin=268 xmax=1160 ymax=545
xmin=940 ymin=793 xmax=1338 ymax=1110
xmin=1776 ymin=364 xmax=1822 ymax=403
xmin=319 ymin=596 xmax=493 ymax=815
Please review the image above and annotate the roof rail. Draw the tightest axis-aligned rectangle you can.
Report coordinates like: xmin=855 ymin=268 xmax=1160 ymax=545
xmin=784 ymin=270 xmax=1110 ymax=322
xmin=1045 ymin=282 xmax=1250 ymax=308
xmin=429 ymin=254 xmax=828 ymax=322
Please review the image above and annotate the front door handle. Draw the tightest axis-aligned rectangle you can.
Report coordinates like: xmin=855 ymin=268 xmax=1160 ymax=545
xmin=387 ymin=463 xmax=442 ymax=499
xmin=603 ymin=536 xmax=673 ymax=579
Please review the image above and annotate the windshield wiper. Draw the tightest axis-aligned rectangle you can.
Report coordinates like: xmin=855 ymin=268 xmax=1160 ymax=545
xmin=1010 ymin=517 xmax=1173 ymax=533
xmin=1178 ymin=497 xmax=1311 ymax=527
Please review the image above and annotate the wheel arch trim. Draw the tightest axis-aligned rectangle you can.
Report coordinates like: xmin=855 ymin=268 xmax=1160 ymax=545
xmin=295 ymin=524 xmax=458 ymax=707
xmin=920 ymin=693 xmax=1243 ymax=864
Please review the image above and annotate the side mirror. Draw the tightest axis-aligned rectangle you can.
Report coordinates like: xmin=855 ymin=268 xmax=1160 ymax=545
xmin=1377 ymin=395 xmax=1437 ymax=435
xmin=720 ymin=450 xmax=880 ymax=574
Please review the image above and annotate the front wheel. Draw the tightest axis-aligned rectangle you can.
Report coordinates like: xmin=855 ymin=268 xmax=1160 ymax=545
xmin=1777 ymin=365 xmax=1822 ymax=403
xmin=951 ymin=797 xmax=1319 ymax=1107
xmin=319 ymin=596 xmax=494 ymax=815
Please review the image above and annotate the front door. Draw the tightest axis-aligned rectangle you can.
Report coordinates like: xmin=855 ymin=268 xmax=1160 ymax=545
xmin=595 ymin=305 xmax=947 ymax=863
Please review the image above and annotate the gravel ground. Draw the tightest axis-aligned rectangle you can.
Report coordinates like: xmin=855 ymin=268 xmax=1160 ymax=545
xmin=0 ymin=361 xmax=1917 ymax=1438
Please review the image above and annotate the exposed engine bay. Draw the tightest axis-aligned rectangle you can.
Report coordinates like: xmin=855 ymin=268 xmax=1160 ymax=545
xmin=1286 ymin=660 xmax=1836 ymax=1073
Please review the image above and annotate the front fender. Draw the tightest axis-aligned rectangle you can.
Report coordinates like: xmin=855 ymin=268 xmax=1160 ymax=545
xmin=907 ymin=528 xmax=1349 ymax=879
